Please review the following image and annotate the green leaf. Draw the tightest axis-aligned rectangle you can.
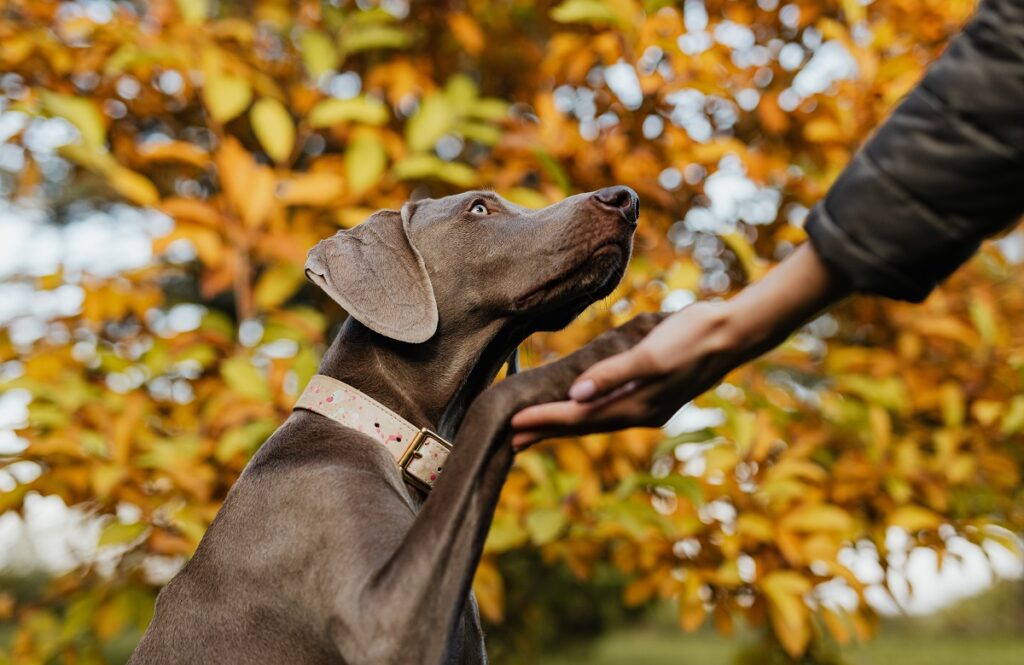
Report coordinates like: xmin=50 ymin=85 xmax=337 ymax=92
xmin=250 ymin=98 xmax=295 ymax=164
xmin=483 ymin=514 xmax=530 ymax=553
xmin=221 ymin=356 xmax=270 ymax=400
xmin=345 ymin=129 xmax=388 ymax=195
xmin=458 ymin=121 xmax=502 ymax=146
xmin=405 ymin=93 xmax=454 ymax=152
xmin=299 ymin=29 xmax=339 ymax=78
xmin=465 ymin=98 xmax=510 ymax=121
xmin=98 ymin=521 xmax=149 ymax=548
xmin=533 ymin=147 xmax=572 ymax=194
xmin=216 ymin=419 xmax=278 ymax=461
xmin=308 ymin=96 xmax=390 ymax=127
xmin=618 ymin=472 xmax=704 ymax=504
xmin=524 ymin=508 xmax=567 ymax=545
xmin=551 ymin=0 xmax=621 ymax=26
xmin=969 ymin=298 xmax=998 ymax=347
xmin=393 ymin=154 xmax=476 ymax=187
xmin=340 ymin=25 xmax=411 ymax=55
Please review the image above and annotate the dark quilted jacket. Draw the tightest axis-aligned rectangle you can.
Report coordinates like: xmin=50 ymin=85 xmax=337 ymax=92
xmin=805 ymin=0 xmax=1024 ymax=302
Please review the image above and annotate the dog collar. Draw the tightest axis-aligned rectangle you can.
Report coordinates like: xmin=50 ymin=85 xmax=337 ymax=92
xmin=294 ymin=374 xmax=451 ymax=492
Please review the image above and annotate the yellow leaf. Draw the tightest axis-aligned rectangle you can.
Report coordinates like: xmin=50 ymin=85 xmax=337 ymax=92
xmin=888 ymin=505 xmax=942 ymax=532
xmin=254 ymin=262 xmax=305 ymax=310
xmin=345 ymin=128 xmax=387 ymax=195
xmin=161 ymin=197 xmax=225 ymax=227
xmin=472 ymin=559 xmax=505 ymax=623
xmin=108 ymin=165 xmax=159 ymax=205
xmin=665 ymin=260 xmax=701 ymax=292
xmin=221 ymin=356 xmax=270 ymax=400
xmin=721 ymin=232 xmax=766 ymax=280
xmin=678 ymin=572 xmax=706 ymax=632
xmin=216 ymin=137 xmax=276 ymax=227
xmin=137 ymin=140 xmax=210 ymax=168
xmin=176 ymin=0 xmax=208 ymax=24
xmin=203 ymin=72 xmax=252 ymax=123
xmin=803 ymin=118 xmax=842 ymax=143
xmin=308 ymin=96 xmax=390 ymax=127
xmin=41 ymin=91 xmax=106 ymax=148
xmin=299 ymin=29 xmax=339 ymax=78
xmin=782 ymin=503 xmax=854 ymax=532
xmin=1001 ymin=395 xmax=1024 ymax=434
xmin=761 ymin=571 xmax=812 ymax=657
xmin=940 ymin=382 xmax=965 ymax=427
xmin=279 ymin=171 xmax=346 ymax=207
xmin=251 ymin=98 xmax=295 ymax=163
xmin=406 ymin=93 xmax=454 ymax=152
xmin=737 ymin=513 xmax=774 ymax=542
xmin=821 ymin=607 xmax=852 ymax=645
xmin=448 ymin=13 xmax=484 ymax=55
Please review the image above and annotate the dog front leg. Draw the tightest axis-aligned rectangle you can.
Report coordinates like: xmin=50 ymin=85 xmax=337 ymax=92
xmin=346 ymin=313 xmax=666 ymax=665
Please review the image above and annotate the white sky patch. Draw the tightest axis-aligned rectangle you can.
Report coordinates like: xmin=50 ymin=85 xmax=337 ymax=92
xmin=792 ymin=40 xmax=858 ymax=98
xmin=604 ymin=62 xmax=643 ymax=111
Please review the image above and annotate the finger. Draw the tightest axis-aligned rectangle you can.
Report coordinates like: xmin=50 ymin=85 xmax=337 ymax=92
xmin=511 ymin=400 xmax=592 ymax=432
xmin=569 ymin=347 xmax=659 ymax=402
xmin=511 ymin=430 xmax=556 ymax=451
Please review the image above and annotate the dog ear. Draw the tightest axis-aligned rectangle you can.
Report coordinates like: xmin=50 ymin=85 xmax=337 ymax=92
xmin=305 ymin=206 xmax=438 ymax=343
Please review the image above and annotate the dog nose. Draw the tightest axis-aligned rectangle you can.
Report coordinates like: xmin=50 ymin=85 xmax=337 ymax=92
xmin=592 ymin=186 xmax=639 ymax=225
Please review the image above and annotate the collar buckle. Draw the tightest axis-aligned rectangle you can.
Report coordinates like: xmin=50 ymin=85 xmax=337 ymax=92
xmin=398 ymin=428 xmax=452 ymax=492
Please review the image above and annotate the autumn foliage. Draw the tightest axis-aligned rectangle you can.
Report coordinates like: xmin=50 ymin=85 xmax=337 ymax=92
xmin=1 ymin=0 xmax=1021 ymax=663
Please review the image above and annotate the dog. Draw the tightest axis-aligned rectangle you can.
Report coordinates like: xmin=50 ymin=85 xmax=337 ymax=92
xmin=129 ymin=186 xmax=664 ymax=664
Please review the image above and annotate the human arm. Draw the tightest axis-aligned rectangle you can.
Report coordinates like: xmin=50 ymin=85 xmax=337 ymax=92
xmin=510 ymin=243 xmax=850 ymax=448
xmin=512 ymin=0 xmax=1024 ymax=446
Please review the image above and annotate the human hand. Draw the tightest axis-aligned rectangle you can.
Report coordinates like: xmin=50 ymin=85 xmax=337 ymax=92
xmin=510 ymin=243 xmax=851 ymax=450
xmin=509 ymin=301 xmax=749 ymax=449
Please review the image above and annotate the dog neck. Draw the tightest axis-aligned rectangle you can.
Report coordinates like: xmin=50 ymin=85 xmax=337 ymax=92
xmin=317 ymin=317 xmax=519 ymax=440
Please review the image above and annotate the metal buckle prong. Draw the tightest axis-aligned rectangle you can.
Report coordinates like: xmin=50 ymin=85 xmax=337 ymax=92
xmin=398 ymin=428 xmax=452 ymax=491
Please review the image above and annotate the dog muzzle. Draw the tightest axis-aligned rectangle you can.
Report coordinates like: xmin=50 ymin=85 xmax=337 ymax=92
xmin=294 ymin=375 xmax=452 ymax=492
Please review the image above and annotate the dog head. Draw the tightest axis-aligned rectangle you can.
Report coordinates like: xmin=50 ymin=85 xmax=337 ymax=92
xmin=305 ymin=187 xmax=638 ymax=344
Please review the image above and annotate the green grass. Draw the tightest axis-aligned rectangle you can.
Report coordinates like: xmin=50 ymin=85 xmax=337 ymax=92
xmin=540 ymin=624 xmax=1024 ymax=665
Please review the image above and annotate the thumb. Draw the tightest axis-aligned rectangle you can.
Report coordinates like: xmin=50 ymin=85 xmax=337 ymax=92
xmin=568 ymin=347 xmax=658 ymax=402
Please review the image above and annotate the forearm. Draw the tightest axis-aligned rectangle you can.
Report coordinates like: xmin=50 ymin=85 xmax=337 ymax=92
xmin=721 ymin=242 xmax=851 ymax=360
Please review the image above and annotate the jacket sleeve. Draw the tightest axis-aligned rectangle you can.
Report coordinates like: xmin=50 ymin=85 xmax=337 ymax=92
xmin=804 ymin=0 xmax=1024 ymax=302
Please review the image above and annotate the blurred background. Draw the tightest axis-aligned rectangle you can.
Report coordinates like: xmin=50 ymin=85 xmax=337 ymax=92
xmin=0 ymin=0 xmax=1022 ymax=663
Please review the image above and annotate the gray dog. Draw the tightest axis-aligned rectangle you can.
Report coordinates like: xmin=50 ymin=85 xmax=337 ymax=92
xmin=129 ymin=187 xmax=664 ymax=664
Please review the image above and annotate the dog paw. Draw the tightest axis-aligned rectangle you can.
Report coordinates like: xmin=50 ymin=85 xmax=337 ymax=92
xmin=491 ymin=312 xmax=670 ymax=411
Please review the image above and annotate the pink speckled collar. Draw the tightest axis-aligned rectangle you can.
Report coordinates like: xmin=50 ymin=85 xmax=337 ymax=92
xmin=294 ymin=374 xmax=451 ymax=492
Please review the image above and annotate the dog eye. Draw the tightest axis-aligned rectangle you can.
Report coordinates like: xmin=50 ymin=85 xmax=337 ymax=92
xmin=469 ymin=202 xmax=489 ymax=215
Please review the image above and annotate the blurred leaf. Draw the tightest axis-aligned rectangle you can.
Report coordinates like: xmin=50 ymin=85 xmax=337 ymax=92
xmin=524 ymin=508 xmax=567 ymax=545
xmin=551 ymin=0 xmax=622 ymax=25
xmin=300 ymin=29 xmax=339 ymax=78
xmin=176 ymin=0 xmax=208 ymax=25
xmin=41 ymin=91 xmax=105 ymax=148
xmin=254 ymin=262 xmax=305 ymax=310
xmin=393 ymin=154 xmax=477 ymax=186
xmin=251 ymin=98 xmax=295 ymax=164
xmin=308 ymin=96 xmax=390 ymax=127
xmin=221 ymin=356 xmax=270 ymax=400
xmin=345 ymin=129 xmax=387 ymax=195
xmin=202 ymin=72 xmax=252 ymax=123
xmin=98 ymin=521 xmax=148 ymax=548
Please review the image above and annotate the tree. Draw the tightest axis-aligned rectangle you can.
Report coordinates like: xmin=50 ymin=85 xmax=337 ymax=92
xmin=1 ymin=0 xmax=1019 ymax=663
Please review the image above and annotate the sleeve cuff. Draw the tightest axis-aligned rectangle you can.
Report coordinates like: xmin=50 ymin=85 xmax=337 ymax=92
xmin=804 ymin=202 xmax=934 ymax=303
